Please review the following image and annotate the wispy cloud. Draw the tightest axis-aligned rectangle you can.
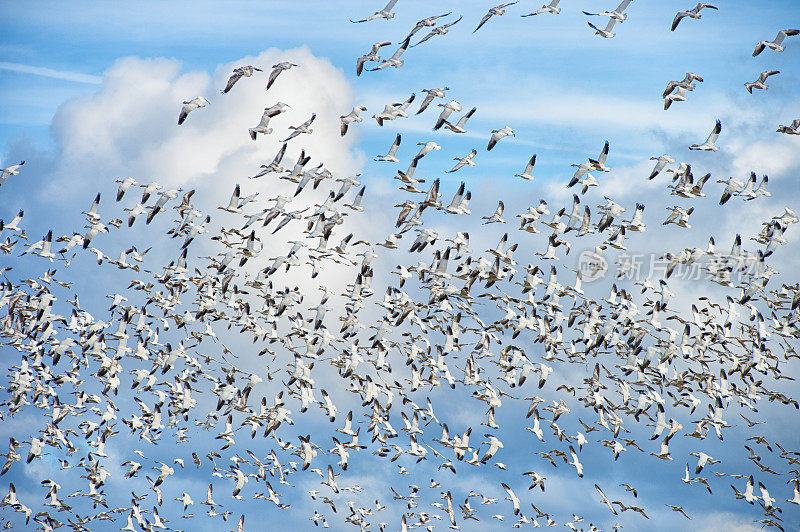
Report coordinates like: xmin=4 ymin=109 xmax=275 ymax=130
xmin=0 ymin=61 xmax=102 ymax=84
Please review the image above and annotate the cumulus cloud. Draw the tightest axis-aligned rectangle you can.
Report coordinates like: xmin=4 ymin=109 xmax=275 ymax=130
xmin=45 ymin=47 xmax=361 ymax=198
xmin=18 ymin=45 xmax=378 ymax=312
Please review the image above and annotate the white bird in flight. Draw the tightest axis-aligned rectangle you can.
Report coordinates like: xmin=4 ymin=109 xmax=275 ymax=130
xmin=283 ymin=113 xmax=316 ymax=142
xmin=341 ymin=106 xmax=367 ymax=136
xmin=221 ymin=65 xmax=262 ymax=94
xmin=416 ymin=87 xmax=448 ymax=114
xmin=689 ymin=119 xmax=721 ymax=151
xmin=177 ymin=97 xmax=208 ymax=125
xmin=588 ymin=18 xmax=617 ymax=38
xmin=583 ymin=0 xmax=633 ymax=23
xmin=441 ymin=107 xmax=476 ymax=134
xmin=249 ymin=102 xmax=291 ymax=140
xmin=413 ymin=17 xmax=463 ymax=47
xmin=356 ymin=41 xmax=392 ymax=75
xmin=350 ymin=0 xmax=399 ymax=23
xmin=522 ymin=0 xmax=561 ymax=17
xmin=648 ymin=155 xmax=674 ymax=180
xmin=745 ymin=70 xmax=780 ymax=93
xmin=369 ymin=37 xmax=411 ymax=71
xmin=671 ymin=3 xmax=718 ymax=32
xmin=776 ymin=119 xmax=800 ymax=135
xmin=405 ymin=12 xmax=452 ymax=40
xmin=266 ymin=62 xmax=299 ymax=90
xmin=376 ymin=134 xmax=402 ymax=162
xmin=474 ymin=3 xmax=519 ymax=33
xmin=752 ymin=29 xmax=799 ymax=56
xmin=0 ymin=161 xmax=24 ymax=187
xmin=515 ymin=154 xmax=536 ymax=180
xmin=488 ymin=126 xmax=514 ymax=150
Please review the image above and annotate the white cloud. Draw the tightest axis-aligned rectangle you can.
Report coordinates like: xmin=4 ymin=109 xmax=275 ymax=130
xmin=46 ymin=47 xmax=361 ymax=199
xmin=2 ymin=7 xmax=800 ymax=532
xmin=0 ymin=61 xmax=102 ymax=84
xmin=695 ymin=512 xmax=763 ymax=532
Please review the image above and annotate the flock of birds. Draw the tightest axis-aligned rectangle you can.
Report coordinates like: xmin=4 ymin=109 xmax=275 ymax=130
xmin=1 ymin=1 xmax=800 ymax=532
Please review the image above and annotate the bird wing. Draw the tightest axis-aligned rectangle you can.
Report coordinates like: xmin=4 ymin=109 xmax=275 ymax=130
xmin=596 ymin=140 xmax=609 ymax=165
xmin=692 ymin=172 xmax=711 ymax=193
xmin=760 ymin=70 xmax=780 ymax=82
xmin=388 ymin=134 xmax=402 ymax=156
xmin=426 ymin=179 xmax=440 ymax=203
xmin=417 ymin=93 xmax=435 ymax=114
xmin=222 ymin=71 xmax=245 ymax=93
xmin=283 ymin=130 xmax=301 ymax=142
xmin=272 ymin=143 xmax=287 ymax=165
xmin=441 ymin=15 xmax=463 ymax=29
xmin=372 ymin=41 xmax=392 ymax=54
xmin=474 ymin=12 xmax=494 ymax=33
xmin=753 ymin=175 xmax=769 ymax=195
xmin=578 ymin=207 xmax=592 ymax=235
xmin=719 ymin=188 xmax=733 ymax=205
xmin=301 ymin=113 xmax=317 ymax=128
xmin=397 ymin=93 xmax=416 ymax=111
xmin=356 ymin=56 xmax=368 ymax=76
xmin=616 ymin=0 xmax=632 ymax=12
xmin=524 ymin=154 xmax=536 ymax=173
xmin=383 ymin=0 xmax=399 ymax=11
xmin=706 ymin=119 xmax=722 ymax=144
xmin=413 ymin=31 xmax=437 ymax=46
xmin=649 ymin=159 xmax=667 ymax=179
xmin=594 ymin=483 xmax=608 ymax=501
xmin=671 ymin=12 xmax=686 ymax=31
xmin=266 ymin=68 xmax=282 ymax=89
xmin=391 ymin=37 xmax=411 ymax=59
xmin=449 ymin=159 xmax=466 ymax=173
xmin=455 ymin=107 xmax=477 ymax=128
xmin=774 ymin=29 xmax=792 ymax=44
xmin=662 ymin=81 xmax=680 ymax=98
xmin=663 ymin=209 xmax=680 ymax=224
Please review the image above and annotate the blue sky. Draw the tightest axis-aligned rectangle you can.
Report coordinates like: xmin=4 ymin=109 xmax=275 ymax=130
xmin=1 ymin=1 xmax=800 ymax=531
